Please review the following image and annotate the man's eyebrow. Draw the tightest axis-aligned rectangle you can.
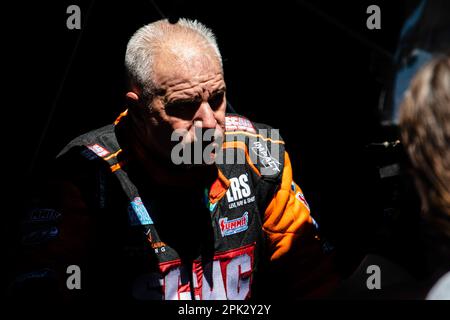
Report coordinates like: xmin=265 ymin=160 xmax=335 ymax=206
xmin=166 ymin=96 xmax=202 ymax=105
xmin=214 ymin=87 xmax=227 ymax=93
xmin=210 ymin=87 xmax=227 ymax=96
xmin=162 ymin=87 xmax=226 ymax=105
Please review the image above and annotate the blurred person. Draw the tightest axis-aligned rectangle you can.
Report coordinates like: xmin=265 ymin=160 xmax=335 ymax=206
xmin=399 ymin=53 xmax=450 ymax=299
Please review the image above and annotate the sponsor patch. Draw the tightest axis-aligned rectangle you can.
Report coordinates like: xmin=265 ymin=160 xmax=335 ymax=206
xmin=251 ymin=141 xmax=281 ymax=173
xmin=219 ymin=212 xmax=249 ymax=237
xmin=128 ymin=197 xmax=153 ymax=226
xmin=132 ymin=243 xmax=255 ymax=300
xmin=27 ymin=208 xmax=61 ymax=223
xmin=225 ymin=116 xmax=256 ymax=133
xmin=226 ymin=174 xmax=255 ymax=209
xmin=81 ymin=148 xmax=98 ymax=160
xmin=87 ymin=144 xmax=110 ymax=157
xmin=22 ymin=226 xmax=59 ymax=245
xmin=145 ymin=232 xmax=167 ymax=254
xmin=295 ymin=191 xmax=310 ymax=211
xmin=13 ymin=268 xmax=56 ymax=285
xmin=151 ymin=242 xmax=167 ymax=254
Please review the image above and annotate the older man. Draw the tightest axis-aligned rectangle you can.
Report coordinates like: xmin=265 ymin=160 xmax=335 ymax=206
xmin=12 ymin=19 xmax=338 ymax=301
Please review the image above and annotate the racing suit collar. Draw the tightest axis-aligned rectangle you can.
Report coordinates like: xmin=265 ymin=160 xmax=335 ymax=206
xmin=208 ymin=168 xmax=230 ymax=204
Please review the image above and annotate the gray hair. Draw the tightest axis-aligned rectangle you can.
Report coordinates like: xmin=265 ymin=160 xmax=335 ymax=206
xmin=125 ymin=18 xmax=222 ymax=100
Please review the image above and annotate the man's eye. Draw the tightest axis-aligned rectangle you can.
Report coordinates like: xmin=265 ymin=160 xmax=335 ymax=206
xmin=208 ymin=92 xmax=224 ymax=110
xmin=177 ymin=101 xmax=198 ymax=110
xmin=165 ymin=101 xmax=199 ymax=118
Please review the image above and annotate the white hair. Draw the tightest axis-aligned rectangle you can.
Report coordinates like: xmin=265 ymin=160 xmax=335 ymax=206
xmin=125 ymin=18 xmax=223 ymax=99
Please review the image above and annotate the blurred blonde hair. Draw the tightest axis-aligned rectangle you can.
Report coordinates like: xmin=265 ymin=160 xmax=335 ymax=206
xmin=399 ymin=53 xmax=450 ymax=238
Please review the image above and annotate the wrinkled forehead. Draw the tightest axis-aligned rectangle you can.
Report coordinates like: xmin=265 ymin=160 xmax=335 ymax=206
xmin=152 ymin=45 xmax=223 ymax=90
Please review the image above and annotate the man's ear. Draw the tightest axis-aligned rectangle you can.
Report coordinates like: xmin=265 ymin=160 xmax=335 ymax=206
xmin=125 ymin=91 xmax=140 ymax=106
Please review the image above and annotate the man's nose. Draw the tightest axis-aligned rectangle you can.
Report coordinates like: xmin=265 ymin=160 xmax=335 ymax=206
xmin=194 ymin=102 xmax=217 ymax=129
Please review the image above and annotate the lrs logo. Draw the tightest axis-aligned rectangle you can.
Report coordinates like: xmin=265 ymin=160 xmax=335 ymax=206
xmin=132 ymin=244 xmax=255 ymax=300
xmin=226 ymin=174 xmax=251 ymax=202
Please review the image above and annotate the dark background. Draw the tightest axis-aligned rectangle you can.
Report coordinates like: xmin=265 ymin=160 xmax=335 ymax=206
xmin=5 ymin=0 xmax=422 ymax=278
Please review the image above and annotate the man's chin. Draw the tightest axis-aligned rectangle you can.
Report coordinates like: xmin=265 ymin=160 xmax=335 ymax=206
xmin=170 ymin=147 xmax=220 ymax=169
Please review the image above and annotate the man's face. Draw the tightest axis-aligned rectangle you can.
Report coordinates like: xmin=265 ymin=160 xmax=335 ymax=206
xmin=136 ymin=47 xmax=226 ymax=165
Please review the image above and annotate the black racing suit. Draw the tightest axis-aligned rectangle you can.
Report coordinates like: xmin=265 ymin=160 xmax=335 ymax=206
xmin=11 ymin=112 xmax=339 ymax=301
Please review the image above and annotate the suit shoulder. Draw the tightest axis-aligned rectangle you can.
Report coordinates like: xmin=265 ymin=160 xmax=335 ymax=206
xmin=57 ymin=124 xmax=118 ymax=159
xmin=225 ymin=113 xmax=283 ymax=141
xmin=223 ymin=113 xmax=285 ymax=179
